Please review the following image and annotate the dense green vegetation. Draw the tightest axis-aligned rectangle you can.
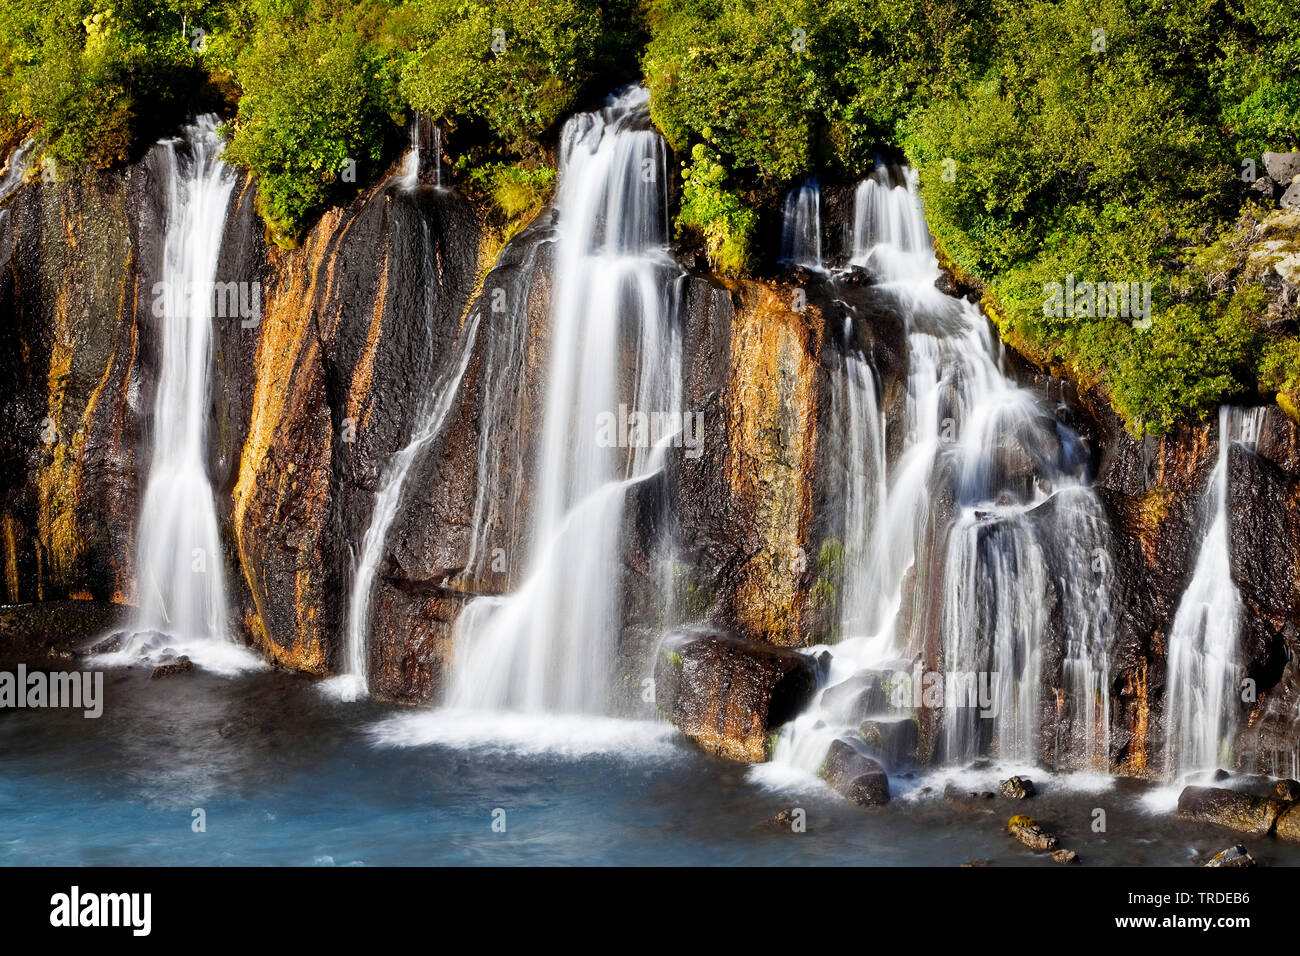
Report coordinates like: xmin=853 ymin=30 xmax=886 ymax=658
xmin=1 ymin=0 xmax=1297 ymax=431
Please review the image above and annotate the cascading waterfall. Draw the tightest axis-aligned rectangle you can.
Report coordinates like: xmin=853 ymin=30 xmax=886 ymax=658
xmin=330 ymin=123 xmax=473 ymax=701
xmin=446 ymin=87 xmax=682 ymax=715
xmin=0 ymin=138 xmax=34 ymax=207
xmin=833 ymin=346 xmax=887 ymax=644
xmin=766 ymin=165 xmax=1114 ymax=781
xmin=399 ymin=118 xmax=420 ymax=190
xmin=779 ymin=178 xmax=822 ymax=270
xmin=334 ymin=311 xmax=480 ymax=700
xmin=117 ymin=116 xmax=258 ymax=674
xmin=1164 ymin=405 xmax=1263 ymax=777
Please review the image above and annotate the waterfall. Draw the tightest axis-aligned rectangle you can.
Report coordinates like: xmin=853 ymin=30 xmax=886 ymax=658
xmin=117 ymin=116 xmax=258 ymax=675
xmin=850 ymin=168 xmax=934 ymax=282
xmin=764 ymin=164 xmax=1114 ymax=781
xmin=0 ymin=138 xmax=34 ymax=206
xmin=332 ymin=311 xmax=480 ymax=701
xmin=330 ymin=135 xmax=475 ymax=700
xmin=446 ymin=87 xmax=682 ymax=715
xmin=834 ymin=348 xmax=887 ymax=643
xmin=1164 ymin=405 xmax=1263 ymax=777
xmin=399 ymin=117 xmax=420 ymax=190
xmin=779 ymin=178 xmax=822 ymax=270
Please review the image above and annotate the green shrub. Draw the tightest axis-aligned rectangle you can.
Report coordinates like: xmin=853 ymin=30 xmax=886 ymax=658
xmin=468 ymin=161 xmax=555 ymax=218
xmin=219 ymin=0 xmax=400 ymax=245
xmin=678 ymin=141 xmax=756 ymax=275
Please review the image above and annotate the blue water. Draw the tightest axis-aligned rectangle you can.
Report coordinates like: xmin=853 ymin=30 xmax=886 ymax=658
xmin=1 ymin=668 xmax=1295 ymax=866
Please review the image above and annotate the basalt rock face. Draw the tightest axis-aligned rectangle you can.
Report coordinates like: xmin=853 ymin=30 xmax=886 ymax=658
xmin=1060 ymin=389 xmax=1300 ymax=779
xmin=232 ymin=177 xmax=480 ymax=675
xmin=0 ymin=165 xmax=143 ymax=608
xmin=669 ymin=277 xmax=825 ymax=649
xmin=1230 ymin=412 xmax=1300 ymax=776
xmin=362 ymin=211 xmax=555 ymax=702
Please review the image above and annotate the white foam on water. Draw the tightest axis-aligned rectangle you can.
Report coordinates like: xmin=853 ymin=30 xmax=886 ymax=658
xmin=366 ymin=709 xmax=682 ymax=760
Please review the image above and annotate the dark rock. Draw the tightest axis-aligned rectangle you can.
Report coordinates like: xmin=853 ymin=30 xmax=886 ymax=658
xmin=149 ymin=656 xmax=194 ymax=680
xmin=821 ymin=736 xmax=891 ymax=806
xmin=1263 ymin=151 xmax=1300 ymax=184
xmin=1000 ymin=776 xmax=1037 ymax=799
xmin=1052 ymin=849 xmax=1079 ymax=864
xmin=1176 ymin=786 xmax=1287 ymax=836
xmin=756 ymin=809 xmax=802 ymax=831
xmin=1203 ymin=845 xmax=1255 ymax=867
xmin=89 ymin=635 xmax=121 ymax=655
xmin=1276 ymin=779 xmax=1300 ymax=802
xmin=981 ymin=791 xmax=996 ymax=799
xmin=654 ymin=629 xmax=818 ymax=762
xmin=935 ymin=272 xmax=958 ymax=296
xmin=1008 ymin=815 xmax=1057 ymax=851
xmin=959 ymin=858 xmax=990 ymax=867
xmin=857 ymin=716 xmax=919 ymax=766
xmin=0 ymin=602 xmax=128 ymax=668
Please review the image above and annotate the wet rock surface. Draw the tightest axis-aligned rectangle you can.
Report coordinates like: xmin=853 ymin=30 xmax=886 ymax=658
xmin=1000 ymin=776 xmax=1037 ymax=799
xmin=821 ymin=736 xmax=891 ymax=806
xmin=653 ymin=629 xmax=817 ymax=762
xmin=1203 ymin=844 xmax=1255 ymax=867
xmin=0 ymin=600 xmax=127 ymax=667
xmin=1176 ymin=785 xmax=1288 ymax=836
xmin=1007 ymin=814 xmax=1057 ymax=851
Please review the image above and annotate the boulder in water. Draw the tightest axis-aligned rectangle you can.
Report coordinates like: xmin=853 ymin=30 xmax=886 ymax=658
xmin=1052 ymin=849 xmax=1079 ymax=864
xmin=858 ymin=716 xmax=919 ymax=766
xmin=1274 ymin=803 xmax=1300 ymax=842
xmin=1203 ymin=845 xmax=1255 ymax=867
xmin=89 ymin=635 xmax=122 ymax=656
xmin=1007 ymin=815 xmax=1057 ymax=851
xmin=1176 ymin=785 xmax=1287 ymax=836
xmin=653 ymin=630 xmax=817 ymax=762
xmin=1275 ymin=778 xmax=1300 ymax=802
xmin=149 ymin=656 xmax=195 ymax=680
xmin=1000 ymin=776 xmax=1037 ymax=799
xmin=821 ymin=736 xmax=890 ymax=806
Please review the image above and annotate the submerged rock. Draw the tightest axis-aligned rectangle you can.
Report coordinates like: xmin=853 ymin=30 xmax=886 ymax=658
xmin=821 ymin=736 xmax=890 ymax=806
xmin=756 ymin=809 xmax=804 ymax=831
xmin=149 ymin=656 xmax=195 ymax=679
xmin=653 ymin=630 xmax=817 ymax=762
xmin=1203 ymin=845 xmax=1255 ymax=867
xmin=1000 ymin=776 xmax=1037 ymax=799
xmin=1176 ymin=785 xmax=1287 ymax=836
xmin=89 ymin=635 xmax=121 ymax=656
xmin=1051 ymin=848 xmax=1079 ymax=864
xmin=1007 ymin=815 xmax=1057 ymax=851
